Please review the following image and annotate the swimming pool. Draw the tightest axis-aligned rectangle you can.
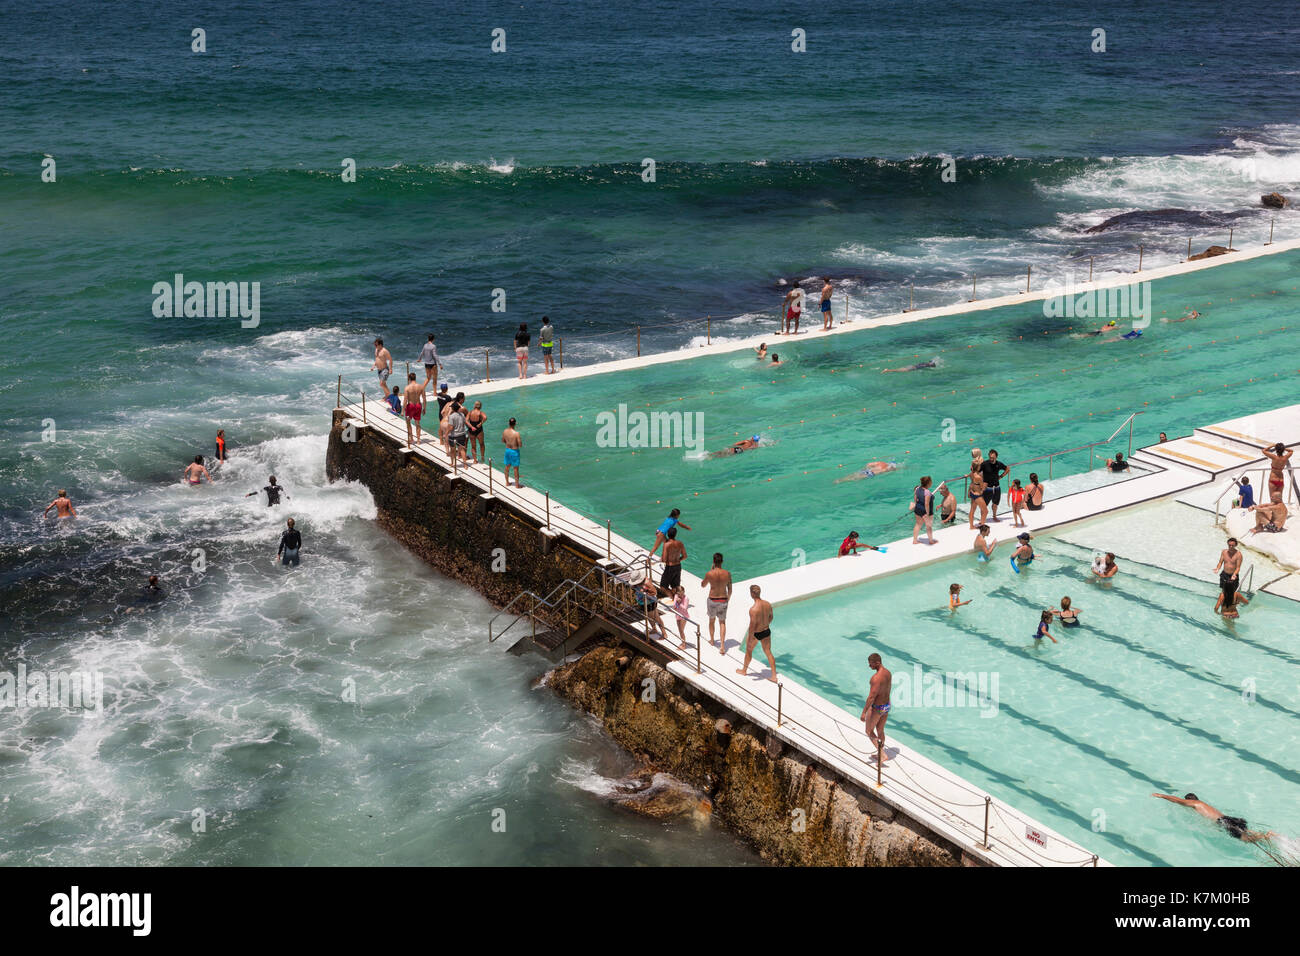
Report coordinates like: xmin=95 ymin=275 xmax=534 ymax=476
xmin=769 ymin=531 xmax=1300 ymax=867
xmin=482 ymin=248 xmax=1300 ymax=578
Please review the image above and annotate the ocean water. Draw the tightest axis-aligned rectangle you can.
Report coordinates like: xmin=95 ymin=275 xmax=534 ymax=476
xmin=2 ymin=0 xmax=1298 ymax=865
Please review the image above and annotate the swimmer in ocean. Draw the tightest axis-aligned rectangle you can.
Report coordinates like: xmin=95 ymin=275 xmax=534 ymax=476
xmin=183 ymin=455 xmax=212 ymax=486
xmin=834 ymin=460 xmax=898 ymax=483
xmin=710 ymin=435 xmax=764 ymax=458
xmin=43 ymin=489 xmax=78 ymax=519
xmin=882 ymin=359 xmax=938 ymax=373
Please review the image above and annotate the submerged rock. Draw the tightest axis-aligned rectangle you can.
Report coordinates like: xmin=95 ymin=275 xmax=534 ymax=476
xmin=1188 ymin=245 xmax=1231 ymax=261
xmin=1261 ymin=192 xmax=1290 ymax=209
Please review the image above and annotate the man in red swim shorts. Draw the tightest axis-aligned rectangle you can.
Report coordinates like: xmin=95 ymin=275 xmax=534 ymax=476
xmin=402 ymin=372 xmax=427 ymax=448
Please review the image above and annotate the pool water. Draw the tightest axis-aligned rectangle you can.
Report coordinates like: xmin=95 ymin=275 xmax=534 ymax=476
xmin=771 ymin=534 xmax=1300 ymax=867
xmin=483 ymin=249 xmax=1300 ymax=578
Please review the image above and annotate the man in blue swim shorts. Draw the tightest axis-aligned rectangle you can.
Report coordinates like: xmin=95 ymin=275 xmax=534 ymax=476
xmin=860 ymin=653 xmax=893 ymax=761
xmin=501 ymin=417 xmax=523 ymax=487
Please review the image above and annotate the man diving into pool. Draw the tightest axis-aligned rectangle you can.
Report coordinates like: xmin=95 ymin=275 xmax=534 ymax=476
xmin=834 ymin=461 xmax=899 ymax=483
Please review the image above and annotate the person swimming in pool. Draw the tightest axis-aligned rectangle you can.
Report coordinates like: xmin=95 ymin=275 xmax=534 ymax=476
xmin=755 ymin=342 xmax=767 ymax=360
xmin=882 ymin=359 xmax=938 ymax=373
xmin=1033 ymin=609 xmax=1058 ymax=644
xmin=1167 ymin=309 xmax=1199 ymax=323
xmin=1082 ymin=320 xmax=1119 ymax=337
xmin=973 ymin=524 xmax=996 ymax=561
xmin=1010 ymin=532 xmax=1034 ymax=571
xmin=833 ymin=460 xmax=899 ymax=484
xmin=1053 ymin=596 xmax=1081 ymax=627
xmin=768 ymin=353 xmax=783 ymax=367
xmin=710 ymin=435 xmax=764 ymax=457
xmin=1151 ymin=793 xmax=1280 ymax=844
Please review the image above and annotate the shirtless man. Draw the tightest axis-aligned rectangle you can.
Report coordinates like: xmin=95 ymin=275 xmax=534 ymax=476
xmin=1213 ymin=537 xmax=1243 ymax=616
xmin=701 ymin=552 xmax=732 ymax=653
xmin=860 ymin=653 xmax=892 ymax=761
xmin=936 ymin=481 xmax=957 ymax=526
xmin=819 ymin=277 xmax=834 ymax=330
xmin=1262 ymin=442 xmax=1293 ymax=502
xmin=736 ymin=585 xmax=777 ymax=682
xmin=502 ymin=417 xmax=523 ymax=487
xmin=1151 ymin=793 xmax=1279 ymax=844
xmin=402 ymin=372 xmax=427 ymax=448
xmin=183 ymin=456 xmax=212 ymax=486
xmin=371 ymin=338 xmax=392 ymax=395
xmin=1248 ymin=500 xmax=1289 ymax=534
xmin=43 ymin=489 xmax=77 ymax=519
xmin=781 ymin=282 xmax=803 ymax=335
xmin=659 ymin=528 xmax=686 ymax=595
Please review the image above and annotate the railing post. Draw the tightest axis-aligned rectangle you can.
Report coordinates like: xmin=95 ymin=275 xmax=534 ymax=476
xmin=489 ymin=459 xmax=493 ymax=494
xmin=1228 ymin=226 xmax=1234 ymax=250
xmin=557 ymin=336 xmax=563 ymax=369
xmin=1268 ymin=217 xmax=1275 ymax=245
xmin=695 ymin=627 xmax=701 ymax=674
xmin=1137 ymin=244 xmax=1143 ymax=272
xmin=1128 ymin=416 xmax=1134 ymax=457
xmin=1088 ymin=256 xmax=1094 ymax=282
xmin=907 ymin=282 xmax=914 ymax=312
xmin=969 ymin=274 xmax=977 ymax=302
xmin=546 ymin=491 xmax=551 ymax=528
xmin=361 ymin=390 xmax=367 ymax=424
xmin=983 ymin=796 xmax=991 ymax=848
xmin=1186 ymin=237 xmax=1192 ymax=261
xmin=1049 ymin=454 xmax=1053 ymax=479
xmin=777 ymin=682 xmax=783 ymax=727
xmin=336 ymin=375 xmax=342 ymax=408
xmin=636 ymin=326 xmax=641 ymax=357
xmin=706 ymin=315 xmax=711 ymax=345
xmin=1089 ymin=447 xmax=1094 ymax=471
xmin=876 ymin=740 xmax=883 ymax=787
xmin=1092 ymin=855 xmax=1098 ymax=867
xmin=607 ymin=520 xmax=611 ymax=560
xmin=485 ymin=349 xmax=490 ymax=382
xmin=1025 ymin=265 xmax=1031 ymax=294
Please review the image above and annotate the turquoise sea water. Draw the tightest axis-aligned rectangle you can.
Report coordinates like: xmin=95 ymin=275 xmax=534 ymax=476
xmin=3 ymin=0 xmax=1298 ymax=865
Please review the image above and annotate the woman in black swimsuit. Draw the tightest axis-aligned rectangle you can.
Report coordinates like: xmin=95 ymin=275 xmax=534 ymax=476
xmin=467 ymin=400 xmax=487 ymax=464
xmin=1026 ymin=472 xmax=1045 ymax=511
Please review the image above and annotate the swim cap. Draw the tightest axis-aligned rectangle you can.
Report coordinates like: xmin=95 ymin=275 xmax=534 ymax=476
xmin=752 ymin=435 xmax=761 ymax=443
xmin=1106 ymin=321 xmax=1116 ymax=327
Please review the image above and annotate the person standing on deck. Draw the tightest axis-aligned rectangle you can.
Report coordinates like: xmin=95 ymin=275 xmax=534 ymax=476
xmin=736 ymin=585 xmax=777 ymax=682
xmin=701 ymin=552 xmax=732 ymax=653
xmin=402 ymin=373 xmax=427 ymax=449
xmin=539 ymin=316 xmax=556 ymax=375
xmin=501 ymin=418 xmax=523 ymax=487
xmin=860 ymin=653 xmax=892 ymax=761
xmin=372 ymin=338 xmax=392 ymax=395
xmin=43 ymin=489 xmax=77 ymax=519
xmin=650 ymin=508 xmax=690 ymax=557
xmin=448 ymin=401 xmax=469 ymax=467
xmin=781 ymin=282 xmax=803 ymax=335
xmin=467 ymin=400 xmax=487 ymax=464
xmin=980 ymin=449 xmax=1010 ymax=522
xmin=435 ymin=383 xmax=452 ymax=417
xmin=514 ymin=323 xmax=530 ymax=379
xmin=660 ymin=527 xmax=686 ymax=595
xmin=1262 ymin=442 xmax=1293 ymax=502
xmin=418 ymin=334 xmax=441 ymax=388
xmin=912 ymin=475 xmax=935 ymax=545
xmin=819 ymin=277 xmax=834 ymax=330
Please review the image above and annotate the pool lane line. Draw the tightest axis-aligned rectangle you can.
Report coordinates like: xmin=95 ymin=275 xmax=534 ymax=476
xmin=985 ymin=584 xmax=1300 ymax=719
xmin=512 ymin=316 xmax=1299 ymax=432
xmin=893 ymin=609 xmax=1300 ymax=789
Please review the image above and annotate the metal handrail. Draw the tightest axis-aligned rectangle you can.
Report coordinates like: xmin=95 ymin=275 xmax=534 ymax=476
xmin=1242 ymin=562 xmax=1255 ymax=595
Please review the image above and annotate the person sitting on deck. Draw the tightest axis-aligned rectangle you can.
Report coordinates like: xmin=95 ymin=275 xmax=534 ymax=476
xmin=1248 ymin=500 xmax=1289 ymax=534
xmin=1233 ymin=475 xmax=1255 ymax=509
xmin=385 ymin=386 xmax=402 ymax=415
xmin=838 ymin=531 xmax=881 ymax=556
xmin=636 ymin=573 xmax=669 ymax=640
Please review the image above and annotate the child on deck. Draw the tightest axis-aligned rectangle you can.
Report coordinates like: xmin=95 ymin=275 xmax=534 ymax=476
xmin=385 ymin=386 xmax=402 ymax=415
xmin=671 ymin=586 xmax=691 ymax=650
xmin=1008 ymin=479 xmax=1027 ymax=527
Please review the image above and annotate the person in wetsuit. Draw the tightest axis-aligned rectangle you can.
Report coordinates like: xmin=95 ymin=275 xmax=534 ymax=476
xmin=277 ymin=517 xmax=302 ymax=567
xmin=246 ymin=476 xmax=288 ymax=506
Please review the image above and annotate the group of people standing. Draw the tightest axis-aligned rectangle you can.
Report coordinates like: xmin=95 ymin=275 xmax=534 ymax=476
xmin=907 ymin=448 xmax=1045 ymax=548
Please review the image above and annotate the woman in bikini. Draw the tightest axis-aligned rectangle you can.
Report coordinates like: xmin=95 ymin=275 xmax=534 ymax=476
xmin=467 ymin=401 xmax=487 ymax=464
xmin=967 ymin=467 xmax=988 ymax=528
xmin=1263 ymin=443 xmax=1292 ymax=501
